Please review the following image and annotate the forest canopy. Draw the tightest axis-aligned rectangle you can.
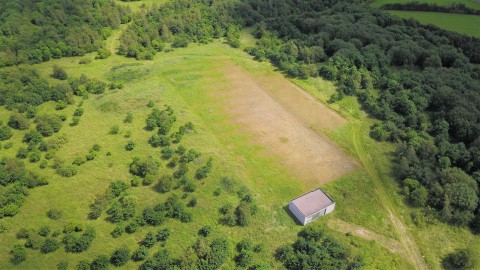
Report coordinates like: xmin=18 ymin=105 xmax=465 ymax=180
xmin=0 ymin=0 xmax=130 ymax=66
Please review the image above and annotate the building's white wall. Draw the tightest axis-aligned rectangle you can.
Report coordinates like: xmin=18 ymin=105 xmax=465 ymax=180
xmin=289 ymin=202 xmax=306 ymax=225
xmin=325 ymin=203 xmax=335 ymax=215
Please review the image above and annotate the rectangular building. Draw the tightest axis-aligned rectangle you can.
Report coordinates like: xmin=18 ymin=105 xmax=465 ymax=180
xmin=289 ymin=188 xmax=335 ymax=225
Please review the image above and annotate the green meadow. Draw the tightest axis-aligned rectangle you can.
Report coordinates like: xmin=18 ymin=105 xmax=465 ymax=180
xmin=372 ymin=0 xmax=480 ymax=9
xmin=0 ymin=31 xmax=414 ymax=269
xmin=388 ymin=10 xmax=480 ymax=38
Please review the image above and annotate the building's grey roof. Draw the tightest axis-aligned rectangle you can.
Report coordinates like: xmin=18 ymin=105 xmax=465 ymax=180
xmin=290 ymin=189 xmax=334 ymax=217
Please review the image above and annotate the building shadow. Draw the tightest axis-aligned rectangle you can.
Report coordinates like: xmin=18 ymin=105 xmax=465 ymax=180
xmin=282 ymin=205 xmax=304 ymax=226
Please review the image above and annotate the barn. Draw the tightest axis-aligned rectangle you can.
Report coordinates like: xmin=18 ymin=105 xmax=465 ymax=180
xmin=289 ymin=188 xmax=335 ymax=225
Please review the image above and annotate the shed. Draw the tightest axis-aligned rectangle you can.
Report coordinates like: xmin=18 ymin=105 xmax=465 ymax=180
xmin=289 ymin=188 xmax=335 ymax=225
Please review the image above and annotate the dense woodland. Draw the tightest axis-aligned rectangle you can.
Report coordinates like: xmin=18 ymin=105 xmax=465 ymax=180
xmin=0 ymin=0 xmax=130 ymax=66
xmin=118 ymin=0 xmax=240 ymax=60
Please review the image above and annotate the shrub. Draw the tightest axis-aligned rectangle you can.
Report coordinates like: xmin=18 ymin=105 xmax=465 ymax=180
xmin=156 ymin=175 xmax=174 ymax=193
xmin=73 ymin=108 xmax=84 ymax=117
xmin=187 ymin=198 xmax=197 ymax=207
xmin=52 ymin=66 xmax=68 ymax=80
xmin=86 ymin=151 xmax=97 ymax=161
xmin=125 ymin=222 xmax=139 ymax=234
xmin=16 ymin=228 xmax=30 ymax=239
xmin=4 ymin=142 xmax=13 ymax=149
xmin=237 ymin=239 xmax=254 ymax=252
xmin=131 ymin=176 xmax=141 ymax=187
xmin=0 ymin=126 xmax=12 ymax=141
xmin=23 ymin=130 xmax=42 ymax=144
xmin=38 ymin=225 xmax=51 ymax=237
xmin=107 ymin=196 xmax=136 ymax=222
xmin=90 ymin=254 xmax=109 ymax=270
xmin=8 ymin=114 xmax=30 ymax=130
xmin=220 ymin=177 xmax=237 ymax=193
xmin=111 ymin=247 xmax=130 ymax=267
xmin=156 ymin=228 xmax=171 ymax=242
xmin=140 ymin=249 xmax=173 ymax=270
xmin=72 ymin=155 xmax=87 ymax=166
xmin=76 ymin=260 xmax=90 ymax=270
xmin=109 ymin=180 xmax=129 ymax=197
xmin=235 ymin=250 xmax=253 ymax=267
xmin=41 ymin=238 xmax=60 ymax=253
xmin=63 ymin=226 xmax=96 ymax=253
xmin=79 ymin=58 xmax=92 ymax=64
xmin=148 ymin=134 xmax=170 ymax=147
xmin=36 ymin=114 xmax=63 ymax=137
xmin=142 ymin=175 xmax=155 ymax=186
xmin=142 ymin=207 xmax=165 ymax=226
xmin=142 ymin=231 xmax=157 ymax=248
xmin=109 ymin=124 xmax=120 ymax=134
xmin=443 ymin=249 xmax=474 ymax=270
xmin=199 ymin=225 xmax=212 ymax=237
xmin=25 ymin=234 xmax=44 ymax=250
xmin=16 ymin=147 xmax=29 ymax=159
xmin=172 ymin=36 xmax=189 ymax=48
xmin=56 ymin=164 xmax=78 ymax=177
xmin=130 ymin=157 xmax=160 ymax=177
xmin=96 ymin=48 xmax=111 ymax=59
xmin=39 ymin=160 xmax=48 ymax=169
xmin=275 ymin=227 xmax=360 ymax=269
xmin=55 ymin=101 xmax=67 ymax=110
xmin=184 ymin=180 xmax=196 ymax=193
xmin=111 ymin=223 xmax=125 ymax=238
xmin=161 ymin=147 xmax=174 ymax=159
xmin=147 ymin=100 xmax=155 ymax=108
xmin=125 ymin=141 xmax=135 ymax=151
xmin=57 ymin=261 xmax=68 ymax=270
xmin=124 ymin=112 xmax=133 ymax=123
xmin=132 ymin=246 xmax=149 ymax=261
xmin=10 ymin=244 xmax=26 ymax=264
xmin=29 ymin=150 xmax=41 ymax=163
xmin=195 ymin=157 xmax=212 ymax=179
xmin=25 ymin=106 xmax=37 ymax=118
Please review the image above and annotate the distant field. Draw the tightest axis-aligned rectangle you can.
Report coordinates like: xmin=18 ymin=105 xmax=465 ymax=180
xmin=388 ymin=10 xmax=480 ymax=38
xmin=372 ymin=0 xmax=480 ymax=9
xmin=115 ymin=0 xmax=168 ymax=12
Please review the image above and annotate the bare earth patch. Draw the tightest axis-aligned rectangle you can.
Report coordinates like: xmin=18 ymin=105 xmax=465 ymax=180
xmin=216 ymin=62 xmax=358 ymax=186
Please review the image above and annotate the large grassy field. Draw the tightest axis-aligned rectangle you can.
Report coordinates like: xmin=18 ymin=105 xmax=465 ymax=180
xmin=0 ymin=34 xmax=417 ymax=269
xmin=388 ymin=10 xmax=480 ymax=38
xmin=372 ymin=0 xmax=480 ymax=9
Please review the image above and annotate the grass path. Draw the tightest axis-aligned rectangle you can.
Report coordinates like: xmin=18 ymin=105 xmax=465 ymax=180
xmin=349 ymin=121 xmax=427 ymax=269
xmin=107 ymin=24 xmax=128 ymax=55
xmin=294 ymin=75 xmax=428 ymax=268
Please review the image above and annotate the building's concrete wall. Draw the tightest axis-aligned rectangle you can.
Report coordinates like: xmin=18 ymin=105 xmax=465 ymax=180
xmin=303 ymin=203 xmax=335 ymax=225
xmin=289 ymin=202 xmax=306 ymax=225
xmin=325 ymin=202 xmax=335 ymax=215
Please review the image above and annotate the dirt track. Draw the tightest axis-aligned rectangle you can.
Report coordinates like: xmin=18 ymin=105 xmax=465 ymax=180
xmin=217 ymin=62 xmax=358 ymax=186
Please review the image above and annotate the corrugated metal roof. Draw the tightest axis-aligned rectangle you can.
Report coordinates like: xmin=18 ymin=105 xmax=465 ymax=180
xmin=290 ymin=189 xmax=334 ymax=217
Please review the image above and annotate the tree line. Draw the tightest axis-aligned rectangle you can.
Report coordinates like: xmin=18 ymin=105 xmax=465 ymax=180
xmin=380 ymin=2 xmax=480 ymax=16
xmin=118 ymin=0 xmax=240 ymax=60
xmin=0 ymin=0 xmax=130 ymax=66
